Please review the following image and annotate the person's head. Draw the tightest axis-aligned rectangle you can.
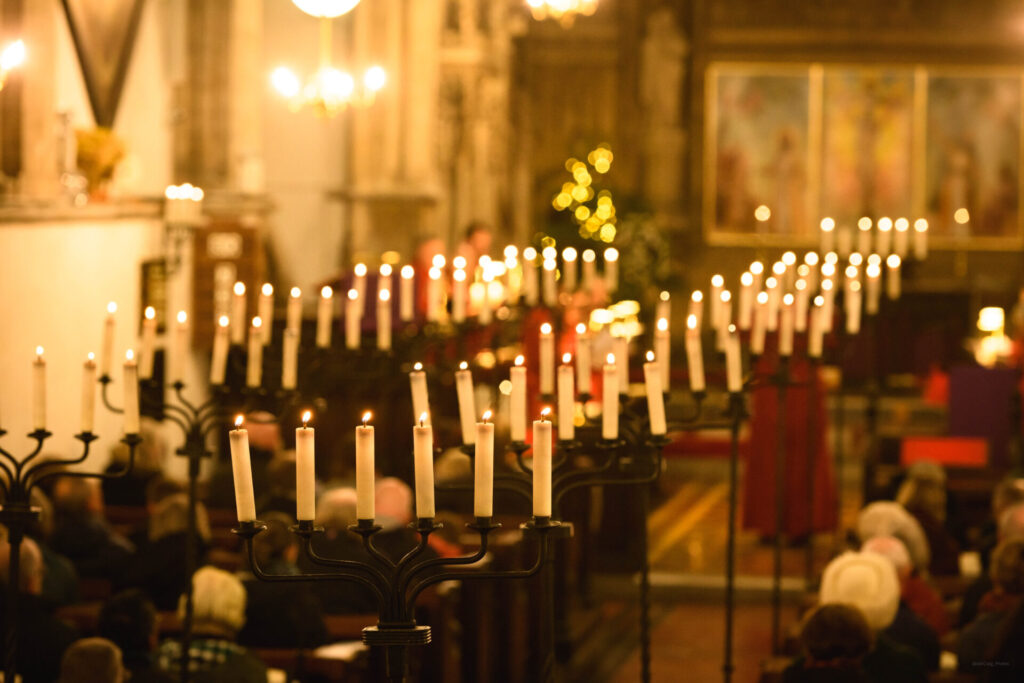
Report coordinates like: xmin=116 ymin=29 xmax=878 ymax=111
xmin=993 ymin=478 xmax=1024 ymax=519
xmin=52 ymin=477 xmax=104 ymax=520
xmin=799 ymin=603 xmax=874 ymax=664
xmin=862 ymin=535 xmax=913 ymax=584
xmin=999 ymin=502 xmax=1024 ymax=542
xmin=184 ymin=566 xmax=246 ymax=639
xmin=254 ymin=511 xmax=298 ymax=567
xmin=316 ymin=487 xmax=358 ymax=531
xmin=148 ymin=493 xmax=210 ymax=544
xmin=990 ymin=539 xmax=1024 ymax=596
xmin=58 ymin=637 xmax=124 ymax=683
xmin=98 ymin=589 xmax=160 ymax=655
xmin=0 ymin=533 xmax=44 ymax=595
xmin=896 ymin=461 xmax=947 ymax=522
xmin=819 ymin=551 xmax=900 ymax=631
xmin=856 ymin=501 xmax=931 ymax=572
xmin=375 ymin=477 xmax=413 ymax=530
xmin=464 ymin=221 xmax=492 ymax=256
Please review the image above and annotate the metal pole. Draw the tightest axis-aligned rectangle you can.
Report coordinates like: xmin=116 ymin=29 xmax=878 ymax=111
xmin=638 ymin=482 xmax=651 ymax=683
xmin=771 ymin=356 xmax=789 ymax=655
xmin=180 ymin=441 xmax=201 ymax=683
xmin=723 ymin=393 xmax=743 ymax=683
xmin=804 ymin=360 xmax=819 ymax=587
xmin=3 ymin=523 xmax=23 ymax=683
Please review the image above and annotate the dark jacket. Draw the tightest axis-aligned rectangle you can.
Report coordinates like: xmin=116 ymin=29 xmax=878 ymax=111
xmin=120 ymin=532 xmax=208 ymax=610
xmin=0 ymin=591 xmax=79 ymax=683
xmin=882 ymin=602 xmax=940 ymax=671
xmin=862 ymin=634 xmax=928 ymax=683
xmin=239 ymin=560 xmax=329 ymax=649
xmin=50 ymin=517 xmax=133 ymax=583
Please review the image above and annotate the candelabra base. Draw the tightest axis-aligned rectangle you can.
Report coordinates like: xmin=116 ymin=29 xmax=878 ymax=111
xmin=362 ymin=624 xmax=432 ymax=646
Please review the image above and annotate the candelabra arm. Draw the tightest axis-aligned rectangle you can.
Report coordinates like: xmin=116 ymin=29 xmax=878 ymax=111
xmin=352 ymin=522 xmax=400 ymax=570
xmin=99 ymin=376 xmax=125 ymax=415
xmin=301 ymin=538 xmax=391 ymax=595
xmin=397 ymin=519 xmax=500 ymax=602
xmin=553 ymin=449 xmax=661 ymax=508
xmin=0 ymin=442 xmax=17 ymax=488
xmin=27 ymin=433 xmax=141 ymax=493
xmin=436 ymin=475 xmax=532 ymax=504
xmin=13 ymin=429 xmax=53 ymax=474
xmin=676 ymin=391 xmax=707 ymax=424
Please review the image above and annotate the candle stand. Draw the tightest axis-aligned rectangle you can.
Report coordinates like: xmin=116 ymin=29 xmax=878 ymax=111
xmin=0 ymin=427 xmax=140 ymax=683
xmin=770 ymin=356 xmax=790 ymax=656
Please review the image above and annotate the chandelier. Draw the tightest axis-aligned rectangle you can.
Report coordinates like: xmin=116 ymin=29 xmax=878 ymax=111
xmin=270 ymin=1 xmax=386 ymax=117
xmin=526 ymin=0 xmax=598 ymax=27
xmin=0 ymin=39 xmax=25 ymax=92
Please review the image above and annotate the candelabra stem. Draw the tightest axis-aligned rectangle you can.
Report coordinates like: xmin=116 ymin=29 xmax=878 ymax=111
xmin=771 ymin=356 xmax=789 ymax=656
xmin=538 ymin=538 xmax=558 ymax=683
xmin=638 ymin=480 xmax=652 ymax=683
xmin=723 ymin=393 xmax=745 ymax=683
xmin=3 ymin=519 xmax=24 ymax=683
xmin=834 ymin=329 xmax=847 ymax=543
xmin=804 ymin=359 xmax=821 ymax=589
xmin=180 ymin=449 xmax=201 ymax=683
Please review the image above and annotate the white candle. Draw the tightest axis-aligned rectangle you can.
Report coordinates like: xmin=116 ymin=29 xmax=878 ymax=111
xmin=378 ymin=264 xmax=393 ymax=301
xmin=377 ymin=289 xmax=392 ymax=350
xmin=247 ymin=317 xmax=264 ymax=387
xmin=865 ymin=262 xmax=881 ymax=315
xmin=655 ymin=318 xmax=670 ymax=391
xmin=716 ymin=290 xmax=732 ymax=352
xmin=523 ymin=248 xmax=539 ymax=306
xmin=287 ymin=287 xmax=302 ymax=345
xmin=846 ymin=282 xmax=863 ymax=334
xmin=685 ymin=315 xmax=705 ymax=392
xmin=414 ymin=413 xmax=436 ymax=518
xmin=229 ymin=417 xmax=257 ymax=523
xmin=258 ymin=283 xmax=274 ymax=345
xmin=643 ymin=351 xmax=666 ymax=435
xmin=210 ymin=316 xmax=230 ymax=385
xmin=876 ymin=217 xmax=893 ymax=256
xmin=886 ymin=255 xmax=901 ymax=300
xmin=725 ymin=327 xmax=742 ymax=393
xmin=779 ymin=294 xmax=795 ymax=357
xmin=604 ymin=248 xmax=619 ymax=292
xmin=479 ymin=273 xmax=494 ymax=325
xmin=750 ymin=261 xmax=764 ymax=294
xmin=709 ymin=275 xmax=724 ymax=329
xmin=540 ymin=322 xmax=555 ymax=395
xmin=821 ymin=278 xmax=836 ymax=333
xmin=455 ymin=361 xmax=477 ymax=445
xmin=751 ymin=292 xmax=769 ymax=356
xmin=510 ymin=355 xmax=528 ymax=442
xmin=426 ymin=267 xmax=442 ymax=322
xmin=780 ymin=255 xmax=796 ymax=292
xmin=894 ymin=218 xmax=910 ymax=258
xmin=345 ymin=289 xmax=361 ymax=350
xmin=173 ymin=311 xmax=189 ymax=384
xmin=81 ymin=352 xmax=96 ymax=433
xmin=101 ymin=301 xmax=117 ymax=378
xmin=808 ymin=298 xmax=824 ymax=359
xmin=474 ymin=412 xmax=494 ymax=518
xmin=562 ymin=248 xmax=578 ymax=291
xmin=794 ymin=279 xmax=809 ymax=333
xmin=400 ymin=266 xmax=415 ymax=321
xmin=857 ymin=217 xmax=873 ymax=256
xmin=231 ymin=282 xmax=247 ymax=345
xmin=656 ymin=291 xmax=671 ymax=329
xmin=582 ymin=249 xmax=597 ymax=289
xmin=913 ymin=219 xmax=928 ymax=261
xmin=452 ymin=269 xmax=467 ymax=323
xmin=139 ymin=306 xmax=157 ymax=380
xmin=410 ymin=362 xmax=431 ymax=425
xmin=738 ymin=272 xmax=754 ymax=330
xmin=353 ymin=263 xmax=368 ymax=316
xmin=123 ymin=350 xmax=139 ymax=434
xmin=282 ymin=328 xmax=299 ymax=390
xmin=533 ymin=410 xmax=553 ymax=518
xmin=557 ymin=354 xmax=575 ymax=441
xmin=32 ymin=346 xmax=46 ymax=431
xmin=820 ymin=217 xmax=836 ymax=254
xmin=296 ymin=411 xmax=316 ymax=521
xmin=615 ymin=336 xmax=629 ymax=393
xmin=316 ymin=286 xmax=333 ymax=348
xmin=688 ymin=291 xmax=704 ymax=330
xmin=575 ymin=324 xmax=592 ymax=395
xmin=542 ymin=259 xmax=558 ymax=307
xmin=804 ymin=253 xmax=820 ymax=294
xmin=356 ymin=412 xmax=375 ymax=520
xmin=602 ymin=354 xmax=619 ymax=439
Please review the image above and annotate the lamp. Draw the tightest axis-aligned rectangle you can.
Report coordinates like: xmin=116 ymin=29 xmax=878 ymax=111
xmin=0 ymin=39 xmax=25 ymax=91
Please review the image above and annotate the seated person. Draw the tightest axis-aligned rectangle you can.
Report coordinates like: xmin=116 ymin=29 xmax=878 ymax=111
xmin=50 ymin=477 xmax=134 ymax=582
xmin=0 ymin=534 xmax=78 ymax=683
xmin=98 ymin=590 xmax=175 ymax=683
xmin=126 ymin=476 xmax=188 ymax=549
xmin=304 ymin=487 xmax=378 ymax=614
xmin=783 ymin=604 xmax=873 ymax=683
xmin=896 ymin=461 xmax=961 ymax=576
xmin=958 ymin=538 xmax=1024 ymax=672
xmin=238 ymin=511 xmax=328 ymax=648
xmin=26 ymin=488 xmax=79 ymax=607
xmin=857 ymin=501 xmax=931 ymax=575
xmin=818 ymin=550 xmax=928 ymax=683
xmin=58 ymin=637 xmax=126 ymax=683
xmin=861 ymin=536 xmax=941 ymax=669
xmin=373 ymin=477 xmax=439 ymax=564
xmin=156 ymin=566 xmax=267 ymax=682
xmin=961 ymin=499 xmax=1024 ymax=627
xmin=120 ymin=494 xmax=210 ymax=610
xmin=255 ymin=454 xmax=298 ymax=518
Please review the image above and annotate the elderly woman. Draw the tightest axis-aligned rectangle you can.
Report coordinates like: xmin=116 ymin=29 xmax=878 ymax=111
xmin=958 ymin=539 xmax=1024 ymax=672
xmin=783 ymin=604 xmax=873 ymax=683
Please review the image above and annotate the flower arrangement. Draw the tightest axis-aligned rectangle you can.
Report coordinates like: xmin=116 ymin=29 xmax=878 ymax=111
xmin=75 ymin=127 xmax=125 ymax=199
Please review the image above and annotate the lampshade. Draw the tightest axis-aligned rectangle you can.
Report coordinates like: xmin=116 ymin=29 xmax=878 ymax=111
xmin=291 ymin=0 xmax=360 ymax=18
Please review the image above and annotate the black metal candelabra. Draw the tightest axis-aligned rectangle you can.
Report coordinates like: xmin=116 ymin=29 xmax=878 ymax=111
xmin=0 ymin=426 xmax=140 ymax=683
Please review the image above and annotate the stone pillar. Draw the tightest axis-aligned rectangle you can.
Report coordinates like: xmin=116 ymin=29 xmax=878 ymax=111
xmin=228 ymin=0 xmax=264 ymax=193
xmin=17 ymin=0 xmax=56 ymax=198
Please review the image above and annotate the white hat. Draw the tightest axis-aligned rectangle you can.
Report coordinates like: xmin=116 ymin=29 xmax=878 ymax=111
xmin=184 ymin=566 xmax=247 ymax=632
xmin=820 ymin=551 xmax=900 ymax=631
xmin=857 ymin=501 xmax=931 ymax=571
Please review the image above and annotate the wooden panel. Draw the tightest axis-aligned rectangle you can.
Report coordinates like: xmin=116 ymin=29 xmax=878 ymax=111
xmin=191 ymin=222 xmax=263 ymax=349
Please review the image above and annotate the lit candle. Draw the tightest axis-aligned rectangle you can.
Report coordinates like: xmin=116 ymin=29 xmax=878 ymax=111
xmin=913 ymin=219 xmax=928 ymax=261
xmin=287 ymin=287 xmax=302 ymax=345
xmin=857 ymin=217 xmax=873 ymax=256
xmin=400 ymin=265 xmax=415 ymax=321
xmin=139 ymin=306 xmax=157 ymax=379
xmin=656 ymin=291 xmax=671 ymax=328
xmin=258 ymin=283 xmax=274 ymax=345
xmin=247 ymin=316 xmax=263 ymax=387
xmin=316 ymin=286 xmax=333 ymax=348
xmin=356 ymin=412 xmax=375 ymax=520
xmin=750 ymin=261 xmax=764 ymax=293
xmin=725 ymin=326 xmax=742 ymax=393
xmin=542 ymin=259 xmax=558 ymax=307
xmin=808 ymin=297 xmax=824 ymax=359
xmin=821 ymin=278 xmax=835 ymax=333
xmin=173 ymin=311 xmax=189 ymax=384
xmin=296 ymin=411 xmax=316 ymax=521
xmin=81 ymin=352 xmax=96 ymax=433
xmin=738 ymin=272 xmax=754 ymax=330
xmin=709 ymin=275 xmax=724 ymax=329
xmin=410 ymin=362 xmax=431 ymax=425
xmin=716 ymin=290 xmax=732 ymax=352
xmin=345 ymin=289 xmax=361 ymax=350
xmin=876 ymin=217 xmax=893 ymax=256
xmin=688 ymin=291 xmax=704 ymax=330
xmin=479 ymin=272 xmax=494 ymax=325
xmin=474 ymin=411 xmax=494 ymax=518
xmin=353 ymin=263 xmax=368 ymax=316
xmin=846 ymin=281 xmax=863 ymax=334
xmin=533 ymin=408 xmax=553 ymax=518
xmin=779 ymin=294 xmax=795 ymax=357
xmin=540 ymin=322 xmax=555 ymax=396
xmin=751 ymin=292 xmax=769 ymax=356
xmin=523 ymin=247 xmax=539 ymax=306
xmin=602 ymin=353 xmax=618 ymax=439
xmin=379 ymin=264 xmax=393 ymax=301
xmin=615 ymin=336 xmax=629 ymax=394
xmin=804 ymin=253 xmax=820 ymax=293
xmin=231 ymin=282 xmax=247 ymax=345
xmin=575 ymin=323 xmax=592 ymax=395
xmin=510 ymin=355 xmax=527 ymax=442
xmin=604 ymin=248 xmax=619 ymax=292
xmin=229 ymin=416 xmax=257 ymax=523
xmin=820 ymin=217 xmax=835 ymax=254
xmin=893 ymin=218 xmax=909 ymax=258
xmin=32 ymin=346 xmax=46 ymax=431
xmin=557 ymin=353 xmax=575 ymax=441
xmin=865 ymin=261 xmax=881 ymax=315
xmin=455 ymin=361 xmax=476 ymax=445
xmin=765 ymin=277 xmax=780 ymax=332
xmin=581 ymin=249 xmax=597 ymax=289
xmin=562 ymin=248 xmax=578 ymax=291
xmin=643 ymin=351 xmax=666 ymax=436
xmin=124 ymin=350 xmax=139 ymax=434
xmin=101 ymin=301 xmax=117 ymax=377
xmin=452 ymin=269 xmax=467 ymax=323
xmin=427 ymin=267 xmax=442 ymax=322
xmin=685 ymin=315 xmax=705 ymax=392
xmin=414 ymin=412 xmax=436 ymax=519
xmin=655 ymin=318 xmax=670 ymax=390
xmin=377 ymin=289 xmax=392 ymax=350
xmin=886 ymin=254 xmax=901 ymax=300
xmin=794 ymin=279 xmax=809 ymax=333
xmin=210 ymin=316 xmax=230 ymax=385
xmin=282 ymin=328 xmax=299 ymax=390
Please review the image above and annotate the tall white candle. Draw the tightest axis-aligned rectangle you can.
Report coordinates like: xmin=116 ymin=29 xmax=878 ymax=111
xmin=804 ymin=253 xmax=820 ymax=294
xmin=81 ymin=353 xmax=97 ymax=433
xmin=123 ymin=350 xmax=140 ymax=434
xmin=562 ymin=248 xmax=578 ymax=291
xmin=655 ymin=318 xmax=670 ymax=391
xmin=857 ymin=217 xmax=873 ymax=256
xmin=231 ymin=282 xmax=247 ymax=345
xmin=893 ymin=218 xmax=909 ymax=258
xmin=656 ymin=291 xmax=671 ymax=329
xmin=808 ymin=298 xmax=825 ymax=359
xmin=751 ymin=292 xmax=769 ymax=356
xmin=316 ymin=286 xmax=333 ymax=348
xmin=345 ymin=289 xmax=361 ymax=350
xmin=377 ymin=289 xmax=392 ymax=350
xmin=210 ymin=316 xmax=230 ymax=385
xmin=913 ymin=219 xmax=928 ymax=261
xmin=474 ymin=412 xmax=494 ymax=518
xmin=575 ymin=324 xmax=592 ymax=395
xmin=542 ymin=259 xmax=558 ymax=307
xmin=229 ymin=417 xmax=257 ymax=523
xmin=581 ymin=249 xmax=597 ymax=289
xmin=865 ymin=262 xmax=881 ymax=315
xmin=400 ymin=266 xmax=415 ymax=321
xmin=716 ymin=290 xmax=732 ymax=352
xmin=779 ymin=294 xmax=795 ymax=357
xmin=452 ymin=269 xmax=467 ymax=322
xmin=738 ymin=272 xmax=754 ymax=330
xmin=557 ymin=354 xmax=575 ymax=441
xmin=246 ymin=317 xmax=264 ymax=387
xmin=749 ymin=261 xmax=764 ymax=294
xmin=685 ymin=315 xmax=705 ymax=392
xmin=455 ymin=361 xmax=477 ymax=445
xmin=426 ymin=267 xmax=442 ymax=322
xmin=533 ymin=410 xmax=553 ymax=518
xmin=846 ymin=282 xmax=863 ymax=334
xmin=794 ymin=279 xmax=809 ymax=333
xmin=602 ymin=354 xmax=619 ymax=439
xmin=101 ymin=301 xmax=117 ymax=377
xmin=296 ymin=412 xmax=316 ymax=520
xmin=353 ymin=263 xmax=368 ymax=316
xmin=410 ymin=362 xmax=431 ymax=425
xmin=356 ymin=412 xmax=375 ymax=520
xmin=510 ymin=356 xmax=528 ymax=442
xmin=876 ymin=217 xmax=893 ymax=256
xmin=139 ymin=306 xmax=157 ymax=380
xmin=32 ymin=346 xmax=46 ymax=431
xmin=378 ymin=264 xmax=393 ymax=301
xmin=688 ymin=291 xmax=704 ymax=330
xmin=820 ymin=217 xmax=836 ymax=254
xmin=725 ymin=327 xmax=742 ymax=393
xmin=604 ymin=248 xmax=619 ymax=292
xmin=523 ymin=248 xmax=539 ymax=305
xmin=414 ymin=413 xmax=436 ymax=518
xmin=615 ymin=336 xmax=629 ymax=394
xmin=287 ymin=287 xmax=302 ymax=345
xmin=709 ymin=275 xmax=724 ymax=329
xmin=765 ymin=277 xmax=780 ymax=332
xmin=886 ymin=255 xmax=901 ymax=300
xmin=173 ymin=311 xmax=189 ymax=384
xmin=281 ymin=327 xmax=299 ymax=389
xmin=258 ymin=283 xmax=274 ymax=345
xmin=643 ymin=351 xmax=666 ymax=436
xmin=821 ymin=278 xmax=836 ymax=333
xmin=540 ymin=323 xmax=555 ymax=395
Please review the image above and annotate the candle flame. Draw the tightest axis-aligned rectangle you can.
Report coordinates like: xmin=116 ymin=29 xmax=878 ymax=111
xmin=543 ymin=259 xmax=556 ymax=271
xmin=878 ymin=217 xmax=893 ymax=231
xmin=711 ymin=274 xmax=724 ymax=287
xmin=459 ymin=361 xmax=468 ymax=370
xmin=107 ymin=301 xmax=117 ymax=314
xmin=540 ymin=322 xmax=552 ymax=334
xmin=87 ymin=352 xmax=95 ymax=361
xmin=380 ymin=263 xmax=392 ymax=276
xmin=563 ymin=247 xmax=578 ymax=261
xmin=261 ymin=283 xmax=273 ymax=296
xmin=234 ymin=282 xmax=246 ymax=296
xmin=850 ymin=253 xmax=863 ymax=266
xmin=867 ymin=253 xmax=881 ymax=266
xmin=35 ymin=345 xmax=43 ymax=357
xmin=218 ymin=315 xmax=229 ymax=327
xmin=691 ymin=290 xmax=703 ymax=303
xmin=604 ymin=247 xmax=619 ymax=262
xmin=886 ymin=254 xmax=901 ymax=268
xmin=858 ymin=217 xmax=872 ymax=230
xmin=504 ymin=245 xmax=519 ymax=259
xmin=796 ymin=279 xmax=807 ymax=291
xmin=805 ymin=252 xmax=820 ymax=266
xmin=453 ymin=269 xmax=466 ymax=282
xmin=822 ymin=263 xmax=836 ymax=278
xmin=582 ymin=249 xmax=595 ymax=263
xmin=720 ymin=290 xmax=731 ymax=303
xmin=851 ymin=281 xmax=862 ymax=293
xmin=523 ymin=247 xmax=537 ymax=261
xmin=144 ymin=306 xmax=155 ymax=320
xmin=126 ymin=349 xmax=135 ymax=361
xmin=866 ymin=264 xmax=881 ymax=278
xmin=321 ymin=285 xmax=333 ymax=298
xmin=646 ymin=350 xmax=655 ymax=362
xmin=452 ymin=255 xmax=467 ymax=270
xmin=686 ymin=314 xmax=697 ymax=330
xmin=820 ymin=217 xmax=835 ymax=231
xmin=540 ymin=407 xmax=551 ymax=420
xmin=757 ymin=291 xmax=769 ymax=304
xmin=347 ymin=288 xmax=358 ymax=300
xmin=822 ymin=279 xmax=834 ymax=291
xmin=750 ymin=261 xmax=764 ymax=275
xmin=290 ymin=286 xmax=301 ymax=299
xmin=562 ymin=352 xmax=571 ymax=364
xmin=846 ymin=265 xmax=859 ymax=279
xmin=894 ymin=218 xmax=909 ymax=232
xmin=354 ymin=263 xmax=368 ymax=277
xmin=413 ymin=362 xmax=423 ymax=371
xmin=741 ymin=272 xmax=753 ymax=286
xmin=419 ymin=412 xmax=428 ymax=426
xmin=783 ymin=294 xmax=794 ymax=306
xmin=772 ymin=261 xmax=786 ymax=275
xmin=252 ymin=316 xmax=262 ymax=328
xmin=235 ymin=415 xmax=244 ymax=428
xmin=428 ymin=267 xmax=441 ymax=280
xmin=177 ymin=310 xmax=188 ymax=324
xmin=766 ymin=277 xmax=778 ymax=289
xmin=515 ymin=355 xmax=524 ymax=367
xmin=576 ymin=322 xmax=587 ymax=334
xmin=782 ymin=251 xmax=797 ymax=266
xmin=728 ymin=324 xmax=737 ymax=334
xmin=482 ymin=410 xmax=492 ymax=423
xmin=659 ymin=291 xmax=670 ymax=302
xmin=362 ymin=411 xmax=372 ymax=426
xmin=657 ymin=317 xmax=668 ymax=332
xmin=814 ymin=295 xmax=824 ymax=307
xmin=302 ymin=410 xmax=311 ymax=427
xmin=379 ymin=289 xmax=391 ymax=301
xmin=914 ymin=218 xmax=928 ymax=233
xmin=606 ymin=353 xmax=616 ymax=365
xmin=431 ymin=254 xmax=446 ymax=269
xmin=401 ymin=265 xmax=415 ymax=279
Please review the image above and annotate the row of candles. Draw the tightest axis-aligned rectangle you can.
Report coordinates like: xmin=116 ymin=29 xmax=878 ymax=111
xmin=819 ymin=216 xmax=928 ymax=261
